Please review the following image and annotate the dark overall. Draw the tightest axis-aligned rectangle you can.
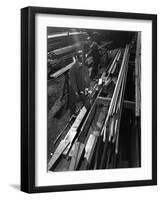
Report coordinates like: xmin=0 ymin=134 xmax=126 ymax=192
xmin=68 ymin=62 xmax=90 ymax=115
xmin=90 ymin=42 xmax=100 ymax=79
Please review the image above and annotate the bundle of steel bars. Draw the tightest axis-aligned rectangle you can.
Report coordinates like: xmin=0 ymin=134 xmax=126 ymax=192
xmin=98 ymin=45 xmax=130 ymax=168
xmin=48 ymin=45 xmax=135 ymax=171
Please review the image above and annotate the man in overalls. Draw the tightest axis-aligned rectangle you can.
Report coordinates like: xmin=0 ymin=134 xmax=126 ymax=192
xmin=87 ymin=41 xmax=100 ymax=79
xmin=68 ymin=52 xmax=90 ymax=116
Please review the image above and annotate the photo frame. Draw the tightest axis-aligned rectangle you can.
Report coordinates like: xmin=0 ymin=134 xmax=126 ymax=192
xmin=21 ymin=6 xmax=157 ymax=193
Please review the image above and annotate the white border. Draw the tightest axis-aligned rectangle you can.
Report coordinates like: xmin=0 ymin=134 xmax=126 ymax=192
xmin=35 ymin=14 xmax=152 ymax=186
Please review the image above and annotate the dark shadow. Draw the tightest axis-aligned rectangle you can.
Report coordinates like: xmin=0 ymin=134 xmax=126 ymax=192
xmin=10 ymin=184 xmax=20 ymax=191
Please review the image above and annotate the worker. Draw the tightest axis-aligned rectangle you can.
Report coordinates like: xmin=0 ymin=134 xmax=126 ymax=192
xmin=68 ymin=53 xmax=90 ymax=116
xmin=87 ymin=41 xmax=100 ymax=79
xmin=100 ymin=48 xmax=109 ymax=69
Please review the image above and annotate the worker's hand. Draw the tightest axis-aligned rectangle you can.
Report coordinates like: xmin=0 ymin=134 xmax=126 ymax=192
xmin=73 ymin=56 xmax=76 ymax=64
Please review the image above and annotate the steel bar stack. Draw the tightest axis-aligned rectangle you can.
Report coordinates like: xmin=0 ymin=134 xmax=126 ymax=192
xmin=48 ymin=43 xmax=138 ymax=171
xmin=48 ymin=49 xmax=121 ymax=171
xmin=99 ymin=45 xmax=130 ymax=168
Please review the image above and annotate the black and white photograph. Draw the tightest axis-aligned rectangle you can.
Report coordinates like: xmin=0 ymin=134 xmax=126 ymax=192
xmin=47 ymin=27 xmax=141 ymax=172
xmin=21 ymin=7 xmax=157 ymax=193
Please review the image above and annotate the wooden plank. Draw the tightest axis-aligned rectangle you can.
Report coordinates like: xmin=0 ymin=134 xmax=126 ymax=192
xmin=48 ymin=31 xmax=83 ymax=39
xmin=63 ymin=107 xmax=87 ymax=155
xmin=75 ymin=143 xmax=85 ymax=168
xmin=79 ymin=106 xmax=106 ymax=169
xmin=48 ymin=106 xmax=87 ymax=170
xmin=53 ymin=115 xmax=76 ymax=145
xmin=69 ymin=142 xmax=80 ymax=171
xmin=68 ymin=142 xmax=85 ymax=169
xmin=50 ymin=62 xmax=74 ymax=78
xmin=62 ymin=130 xmax=77 ymax=156
xmin=77 ymin=102 xmax=97 ymax=143
xmin=84 ymin=134 xmax=96 ymax=161
xmin=87 ymin=137 xmax=98 ymax=167
xmin=48 ymin=140 xmax=69 ymax=171
xmin=52 ymin=43 xmax=80 ymax=55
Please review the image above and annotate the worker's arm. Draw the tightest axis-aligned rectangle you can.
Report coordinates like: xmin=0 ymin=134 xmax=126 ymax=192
xmin=72 ymin=56 xmax=76 ymax=64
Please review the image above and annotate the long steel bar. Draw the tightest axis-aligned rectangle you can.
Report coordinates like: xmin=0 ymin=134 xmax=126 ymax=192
xmin=101 ymin=45 xmax=129 ymax=141
xmin=111 ymin=53 xmax=130 ymax=144
xmin=107 ymin=49 xmax=122 ymax=75
xmin=114 ymin=54 xmax=130 ymax=153
xmin=110 ymin=52 xmax=130 ymax=142
xmin=99 ymin=45 xmax=130 ymax=168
